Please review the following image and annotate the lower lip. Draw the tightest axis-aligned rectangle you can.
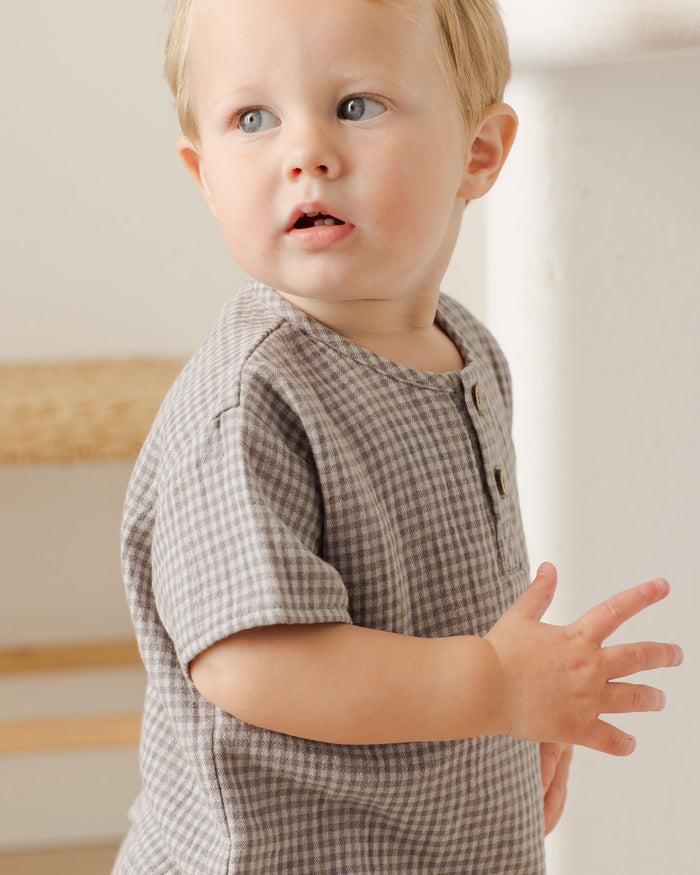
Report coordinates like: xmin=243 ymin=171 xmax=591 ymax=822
xmin=287 ymin=222 xmax=355 ymax=249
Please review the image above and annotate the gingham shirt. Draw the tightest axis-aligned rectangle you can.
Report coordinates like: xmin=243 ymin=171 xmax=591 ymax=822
xmin=115 ymin=280 xmax=545 ymax=874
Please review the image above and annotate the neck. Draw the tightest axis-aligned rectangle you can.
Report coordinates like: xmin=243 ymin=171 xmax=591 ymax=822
xmin=275 ymin=288 xmax=441 ymax=341
xmin=274 ymin=286 xmax=464 ymax=374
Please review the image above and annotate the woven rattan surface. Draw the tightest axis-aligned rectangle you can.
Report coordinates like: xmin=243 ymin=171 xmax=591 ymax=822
xmin=0 ymin=360 xmax=183 ymax=464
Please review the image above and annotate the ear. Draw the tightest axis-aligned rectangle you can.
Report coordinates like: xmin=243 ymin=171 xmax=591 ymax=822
xmin=459 ymin=103 xmax=518 ymax=200
xmin=176 ymin=136 xmax=219 ymax=219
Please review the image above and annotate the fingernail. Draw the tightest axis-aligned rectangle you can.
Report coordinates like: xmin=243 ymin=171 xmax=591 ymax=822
xmin=657 ymin=691 xmax=666 ymax=711
xmin=653 ymin=578 xmax=670 ymax=595
xmin=674 ymin=645 xmax=684 ymax=665
xmin=537 ymin=562 xmax=551 ymax=576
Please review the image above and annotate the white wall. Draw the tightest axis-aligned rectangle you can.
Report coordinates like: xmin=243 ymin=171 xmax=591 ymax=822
xmin=489 ymin=51 xmax=700 ymax=875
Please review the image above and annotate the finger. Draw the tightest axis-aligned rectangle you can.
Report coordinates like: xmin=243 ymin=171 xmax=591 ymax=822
xmin=543 ymin=745 xmax=572 ymax=835
xmin=604 ymin=641 xmax=684 ymax=680
xmin=574 ymin=578 xmax=670 ymax=643
xmin=540 ymin=741 xmax=572 ymax=792
xmin=543 ymin=772 xmax=567 ymax=835
xmin=508 ymin=562 xmax=558 ymax=621
xmin=582 ymin=718 xmax=636 ymax=757
xmin=601 ymin=682 xmax=666 ymax=714
xmin=540 ymin=741 xmax=560 ymax=792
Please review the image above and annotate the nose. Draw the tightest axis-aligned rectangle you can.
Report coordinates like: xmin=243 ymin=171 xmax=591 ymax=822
xmin=284 ymin=123 xmax=341 ymax=181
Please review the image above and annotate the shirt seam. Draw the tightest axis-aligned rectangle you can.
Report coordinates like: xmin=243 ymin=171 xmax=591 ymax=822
xmin=230 ymin=315 xmax=288 ymax=406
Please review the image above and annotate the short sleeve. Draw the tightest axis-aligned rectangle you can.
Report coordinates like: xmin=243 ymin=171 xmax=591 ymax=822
xmin=151 ymin=405 xmax=352 ymax=675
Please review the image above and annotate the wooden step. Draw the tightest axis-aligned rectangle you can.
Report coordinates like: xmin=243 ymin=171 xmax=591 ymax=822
xmin=0 ymin=713 xmax=142 ymax=755
xmin=0 ymin=359 xmax=183 ymax=464
xmin=0 ymin=842 xmax=120 ymax=875
xmin=0 ymin=639 xmax=141 ymax=677
xmin=0 ymin=639 xmax=143 ymax=755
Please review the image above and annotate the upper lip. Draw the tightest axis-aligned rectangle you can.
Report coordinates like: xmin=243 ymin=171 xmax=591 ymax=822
xmin=285 ymin=202 xmax=350 ymax=232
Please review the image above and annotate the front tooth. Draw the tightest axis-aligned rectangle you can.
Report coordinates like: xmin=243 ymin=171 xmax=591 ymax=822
xmin=323 ymin=218 xmax=335 ymax=225
xmin=313 ymin=217 xmax=326 ymax=226
xmin=307 ymin=211 xmax=320 ymax=218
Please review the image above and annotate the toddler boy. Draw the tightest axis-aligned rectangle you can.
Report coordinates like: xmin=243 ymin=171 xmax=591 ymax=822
xmin=115 ymin=0 xmax=682 ymax=871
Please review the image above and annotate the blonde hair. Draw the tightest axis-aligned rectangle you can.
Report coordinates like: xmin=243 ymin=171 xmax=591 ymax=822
xmin=164 ymin=0 xmax=511 ymax=144
xmin=164 ymin=0 xmax=202 ymax=144
xmin=429 ymin=0 xmax=511 ymax=132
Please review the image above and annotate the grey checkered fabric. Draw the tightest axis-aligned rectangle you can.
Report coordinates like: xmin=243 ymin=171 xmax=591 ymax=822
xmin=115 ymin=280 xmax=545 ymax=874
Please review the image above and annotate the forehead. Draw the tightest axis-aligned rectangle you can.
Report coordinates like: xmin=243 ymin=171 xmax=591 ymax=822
xmin=187 ymin=0 xmax=440 ymax=104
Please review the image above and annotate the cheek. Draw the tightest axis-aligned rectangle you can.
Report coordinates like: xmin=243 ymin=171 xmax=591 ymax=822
xmin=359 ymin=149 xmax=422 ymax=226
xmin=206 ymin=170 xmax=263 ymax=246
xmin=368 ymin=163 xmax=459 ymax=256
xmin=364 ymin=136 xmax=462 ymax=222
xmin=205 ymin=148 xmax=261 ymax=216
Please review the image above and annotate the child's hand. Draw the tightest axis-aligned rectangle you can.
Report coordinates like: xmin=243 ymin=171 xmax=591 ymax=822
xmin=485 ymin=563 xmax=683 ymax=756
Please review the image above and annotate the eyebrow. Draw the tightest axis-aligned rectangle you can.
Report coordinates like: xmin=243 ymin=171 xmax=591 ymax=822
xmin=205 ymin=87 xmax=261 ymax=123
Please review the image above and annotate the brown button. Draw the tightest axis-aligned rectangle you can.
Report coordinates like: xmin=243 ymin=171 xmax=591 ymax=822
xmin=472 ymin=384 xmax=484 ymax=412
xmin=495 ymin=468 xmax=508 ymax=496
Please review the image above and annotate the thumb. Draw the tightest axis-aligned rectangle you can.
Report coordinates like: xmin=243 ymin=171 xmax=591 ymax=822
xmin=508 ymin=562 xmax=558 ymax=621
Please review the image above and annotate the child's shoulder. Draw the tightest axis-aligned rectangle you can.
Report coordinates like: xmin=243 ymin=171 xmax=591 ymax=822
xmin=146 ymin=281 xmax=308 ymax=462
xmin=122 ymin=281 xmax=312 ymax=536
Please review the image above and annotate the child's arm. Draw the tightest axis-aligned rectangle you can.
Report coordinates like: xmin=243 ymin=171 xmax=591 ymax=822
xmin=190 ymin=563 xmax=682 ymax=751
xmin=191 ymin=620 xmax=502 ymax=743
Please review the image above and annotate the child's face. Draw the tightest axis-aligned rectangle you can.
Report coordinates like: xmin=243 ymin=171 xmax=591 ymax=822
xmin=181 ymin=0 xmax=471 ymax=308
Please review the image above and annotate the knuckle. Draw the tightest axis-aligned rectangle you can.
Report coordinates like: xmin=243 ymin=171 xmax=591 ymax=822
xmin=631 ymin=686 xmax=648 ymax=710
xmin=631 ymin=643 xmax=649 ymax=669
xmin=604 ymin=602 xmax=620 ymax=621
xmin=604 ymin=597 xmax=624 ymax=623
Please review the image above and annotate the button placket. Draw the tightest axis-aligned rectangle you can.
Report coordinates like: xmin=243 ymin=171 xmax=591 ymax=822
xmin=463 ymin=371 xmax=504 ymax=503
xmin=462 ymin=367 xmax=513 ymax=570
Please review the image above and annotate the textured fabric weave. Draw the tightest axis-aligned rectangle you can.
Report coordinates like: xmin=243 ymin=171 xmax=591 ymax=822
xmin=115 ymin=280 xmax=545 ymax=873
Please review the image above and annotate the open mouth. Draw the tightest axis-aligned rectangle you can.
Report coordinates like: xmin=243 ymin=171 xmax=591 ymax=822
xmin=293 ymin=211 xmax=345 ymax=229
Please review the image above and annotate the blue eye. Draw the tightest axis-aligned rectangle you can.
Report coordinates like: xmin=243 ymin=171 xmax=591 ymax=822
xmin=237 ymin=108 xmax=278 ymax=134
xmin=338 ymin=96 xmax=385 ymax=122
